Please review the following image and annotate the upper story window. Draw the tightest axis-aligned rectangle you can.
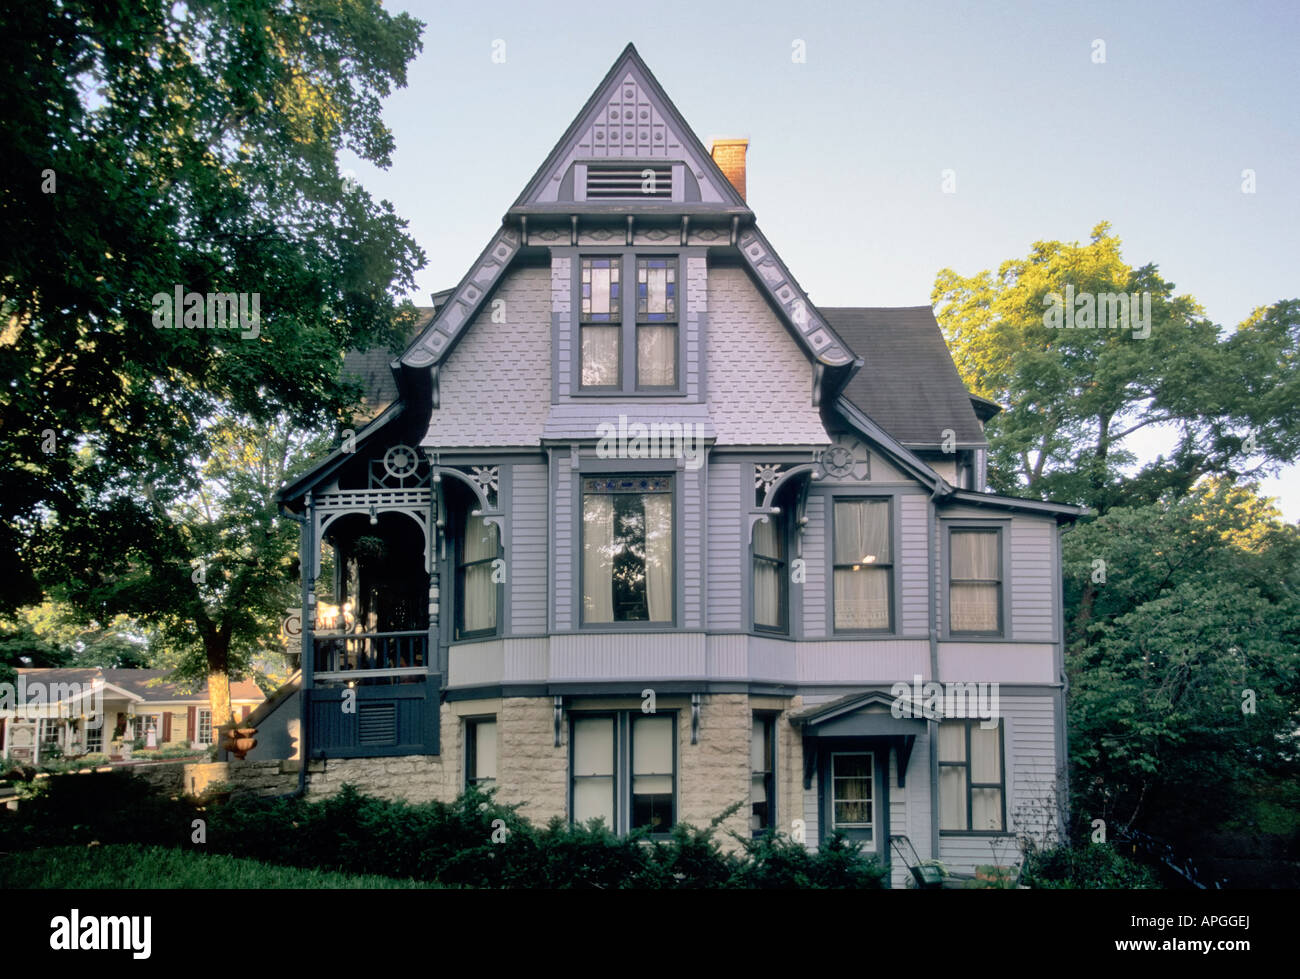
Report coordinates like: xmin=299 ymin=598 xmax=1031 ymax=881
xmin=582 ymin=476 xmax=673 ymax=626
xmin=456 ymin=510 xmax=500 ymax=640
xmin=832 ymin=499 xmax=893 ymax=632
xmin=752 ymin=513 xmax=788 ymax=633
xmin=578 ymin=253 xmax=681 ymax=393
xmin=949 ymin=527 xmax=1002 ymax=636
xmin=635 ymin=257 xmax=677 ymax=387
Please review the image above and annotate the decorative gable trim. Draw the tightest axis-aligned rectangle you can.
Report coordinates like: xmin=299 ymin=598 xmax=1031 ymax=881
xmin=737 ymin=228 xmax=856 ymax=367
xmin=513 ymin=44 xmax=744 ymax=209
xmin=401 ymin=227 xmax=522 ymax=368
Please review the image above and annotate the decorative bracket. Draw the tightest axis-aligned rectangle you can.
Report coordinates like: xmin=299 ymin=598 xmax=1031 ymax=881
xmin=554 ymin=696 xmax=564 ymax=748
xmin=691 ymin=693 xmax=701 ymax=746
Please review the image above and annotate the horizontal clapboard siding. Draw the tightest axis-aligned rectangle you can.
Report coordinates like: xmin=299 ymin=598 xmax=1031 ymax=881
xmin=1010 ymin=517 xmax=1056 ymax=641
xmin=510 ymin=463 xmax=549 ymax=633
xmin=553 ymin=453 xmax=573 ymax=630
xmin=900 ymin=494 xmax=931 ymax=634
xmin=683 ymin=467 xmax=703 ymax=629
xmin=802 ymin=494 xmax=827 ymax=638
xmin=706 ymin=463 xmax=743 ymax=630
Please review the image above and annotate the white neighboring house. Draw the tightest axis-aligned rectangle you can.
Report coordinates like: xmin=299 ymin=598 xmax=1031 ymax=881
xmin=0 ymin=668 xmax=266 ymax=765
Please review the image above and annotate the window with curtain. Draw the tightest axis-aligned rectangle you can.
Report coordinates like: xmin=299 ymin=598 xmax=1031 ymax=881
xmin=939 ymin=720 xmax=1005 ymax=832
xmin=580 ymin=256 xmax=620 ymax=387
xmin=831 ymin=753 xmax=874 ymax=844
xmin=832 ymin=499 xmax=892 ymax=631
xmin=456 ymin=511 xmax=499 ymax=639
xmin=950 ymin=527 xmax=1002 ymax=634
xmin=465 ymin=718 xmax=497 ymax=788
xmin=582 ymin=476 xmax=672 ymax=625
xmin=750 ymin=714 xmax=776 ymax=834
xmin=753 ymin=514 xmax=787 ymax=632
xmin=635 ymin=257 xmax=677 ymax=387
xmin=571 ymin=711 xmax=677 ymax=834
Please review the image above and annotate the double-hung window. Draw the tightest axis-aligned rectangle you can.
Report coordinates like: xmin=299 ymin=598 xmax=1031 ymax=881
xmin=949 ymin=527 xmax=1002 ymax=635
xmin=465 ymin=718 xmax=497 ymax=789
xmin=832 ymin=499 xmax=893 ymax=631
xmin=571 ymin=711 xmax=676 ymax=835
xmin=635 ymin=257 xmax=676 ymax=387
xmin=939 ymin=719 xmax=1006 ymax=832
xmin=582 ymin=476 xmax=673 ymax=626
xmin=753 ymin=514 xmax=788 ymax=632
xmin=456 ymin=510 xmax=500 ymax=639
xmin=196 ymin=708 xmax=213 ymax=745
xmin=579 ymin=254 xmax=679 ymax=392
xmin=750 ymin=714 xmax=777 ymax=834
xmin=580 ymin=256 xmax=621 ymax=387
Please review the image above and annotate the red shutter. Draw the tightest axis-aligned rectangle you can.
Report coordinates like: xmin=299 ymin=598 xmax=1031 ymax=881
xmin=187 ymin=706 xmax=196 ymax=741
xmin=240 ymin=705 xmax=250 ymax=721
xmin=162 ymin=713 xmax=172 ymax=742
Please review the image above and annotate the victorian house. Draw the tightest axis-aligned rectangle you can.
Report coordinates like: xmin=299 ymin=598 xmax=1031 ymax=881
xmin=266 ymin=44 xmax=1083 ymax=885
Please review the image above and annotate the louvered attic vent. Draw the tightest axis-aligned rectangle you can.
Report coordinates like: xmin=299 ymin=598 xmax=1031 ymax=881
xmin=586 ymin=164 xmax=673 ymax=199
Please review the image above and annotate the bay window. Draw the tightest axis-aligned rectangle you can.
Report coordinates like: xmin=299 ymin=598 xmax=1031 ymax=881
xmin=750 ymin=714 xmax=776 ymax=834
xmin=832 ymin=499 xmax=893 ymax=631
xmin=752 ymin=513 xmax=787 ymax=632
xmin=456 ymin=511 xmax=500 ymax=639
xmin=465 ymin=718 xmax=497 ymax=789
xmin=580 ymin=256 xmax=621 ymax=387
xmin=582 ymin=476 xmax=673 ymax=626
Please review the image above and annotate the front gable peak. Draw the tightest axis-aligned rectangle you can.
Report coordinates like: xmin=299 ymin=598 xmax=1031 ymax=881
xmin=514 ymin=44 xmax=745 ymax=209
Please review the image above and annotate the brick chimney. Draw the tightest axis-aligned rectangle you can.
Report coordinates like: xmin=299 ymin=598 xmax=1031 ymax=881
xmin=710 ymin=138 xmax=748 ymax=201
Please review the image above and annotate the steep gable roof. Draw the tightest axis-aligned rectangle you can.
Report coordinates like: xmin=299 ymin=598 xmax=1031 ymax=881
xmin=399 ymin=44 xmax=858 ymax=372
xmin=825 ymin=306 xmax=987 ymax=447
xmin=513 ymin=43 xmax=745 ymax=208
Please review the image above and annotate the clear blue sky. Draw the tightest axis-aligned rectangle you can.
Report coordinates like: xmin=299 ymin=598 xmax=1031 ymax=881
xmin=347 ymin=0 xmax=1299 ymax=517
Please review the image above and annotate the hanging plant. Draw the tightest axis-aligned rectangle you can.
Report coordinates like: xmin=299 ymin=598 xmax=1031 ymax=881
xmin=353 ymin=535 xmax=388 ymax=562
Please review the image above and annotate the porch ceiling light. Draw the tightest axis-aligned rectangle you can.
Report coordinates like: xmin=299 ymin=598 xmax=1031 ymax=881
xmin=369 ymin=505 xmax=378 ymax=526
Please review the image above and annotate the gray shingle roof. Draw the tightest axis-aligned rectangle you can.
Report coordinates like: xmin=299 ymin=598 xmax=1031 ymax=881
xmin=16 ymin=668 xmax=265 ymax=704
xmin=342 ymin=307 xmax=435 ymax=419
xmin=823 ymin=306 xmax=987 ymax=446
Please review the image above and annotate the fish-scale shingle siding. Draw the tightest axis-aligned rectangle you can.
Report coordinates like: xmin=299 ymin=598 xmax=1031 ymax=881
xmin=423 ymin=267 xmax=552 ymax=447
xmin=706 ymin=266 xmax=830 ymax=446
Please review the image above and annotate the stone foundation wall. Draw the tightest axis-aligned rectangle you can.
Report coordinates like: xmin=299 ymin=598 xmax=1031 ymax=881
xmin=496 ymin=696 xmax=567 ymax=824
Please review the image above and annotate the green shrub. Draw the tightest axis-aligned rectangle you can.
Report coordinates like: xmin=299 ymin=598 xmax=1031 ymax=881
xmin=732 ymin=830 xmax=888 ymax=888
xmin=1020 ymin=841 xmax=1160 ymax=889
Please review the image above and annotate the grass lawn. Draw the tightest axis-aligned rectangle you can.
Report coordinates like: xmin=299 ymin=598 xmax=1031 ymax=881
xmin=0 ymin=844 xmax=441 ymax=888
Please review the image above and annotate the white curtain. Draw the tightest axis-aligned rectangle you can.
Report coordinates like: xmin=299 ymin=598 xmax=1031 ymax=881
xmin=970 ymin=722 xmax=1003 ymax=830
xmin=632 ymin=715 xmax=673 ymax=795
xmin=939 ymin=766 xmax=967 ymax=831
xmin=572 ymin=716 xmax=614 ymax=826
xmin=583 ymin=495 xmax=615 ymax=623
xmin=833 ymin=501 xmax=890 ymax=629
xmin=474 ymin=720 xmax=497 ymax=783
xmin=582 ymin=326 xmax=620 ymax=386
xmin=951 ymin=530 xmax=999 ymax=631
xmin=643 ymin=494 xmax=673 ymax=621
xmin=637 ymin=325 xmax=676 ymax=386
xmin=462 ymin=514 xmax=497 ymax=633
xmin=753 ymin=518 xmax=781 ymax=628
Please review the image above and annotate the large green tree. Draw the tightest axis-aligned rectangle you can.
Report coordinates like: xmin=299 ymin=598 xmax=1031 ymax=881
xmin=1063 ymin=481 xmax=1300 ymax=839
xmin=1 ymin=1 xmax=425 ymax=721
xmin=932 ymin=223 xmax=1299 ymax=512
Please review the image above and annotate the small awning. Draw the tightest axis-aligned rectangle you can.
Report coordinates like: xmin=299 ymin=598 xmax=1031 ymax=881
xmin=791 ymin=691 xmax=927 ymax=789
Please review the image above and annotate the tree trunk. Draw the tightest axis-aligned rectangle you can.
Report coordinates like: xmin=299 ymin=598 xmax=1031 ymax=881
xmin=204 ymin=631 xmax=233 ymax=732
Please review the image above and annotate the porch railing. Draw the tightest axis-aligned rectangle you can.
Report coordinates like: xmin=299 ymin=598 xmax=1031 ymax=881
xmin=312 ymin=631 xmax=428 ymax=676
